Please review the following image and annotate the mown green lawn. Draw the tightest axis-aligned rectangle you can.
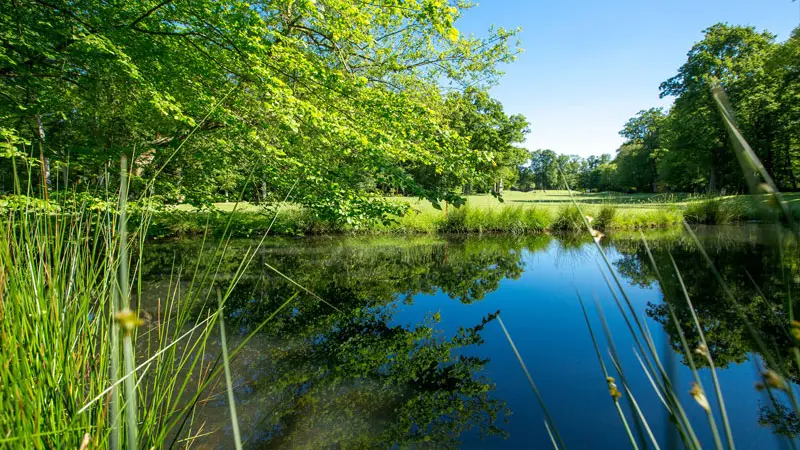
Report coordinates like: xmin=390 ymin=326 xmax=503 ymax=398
xmin=152 ymin=190 xmax=800 ymax=238
xmin=392 ymin=190 xmax=800 ymax=213
xmin=179 ymin=190 xmax=800 ymax=217
xmin=394 ymin=190 xmax=689 ymax=211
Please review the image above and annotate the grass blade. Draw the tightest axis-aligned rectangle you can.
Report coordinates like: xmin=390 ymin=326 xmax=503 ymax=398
xmin=668 ymin=252 xmax=735 ymax=450
xmin=577 ymin=292 xmax=642 ymax=450
xmin=216 ymin=287 xmax=243 ymax=450
xmin=497 ymin=315 xmax=567 ymax=449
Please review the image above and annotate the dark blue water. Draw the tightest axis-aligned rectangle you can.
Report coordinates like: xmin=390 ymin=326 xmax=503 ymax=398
xmin=141 ymin=225 xmax=798 ymax=449
xmin=392 ymin=239 xmax=773 ymax=449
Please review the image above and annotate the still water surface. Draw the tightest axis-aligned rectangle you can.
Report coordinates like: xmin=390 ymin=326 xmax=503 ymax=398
xmin=140 ymin=225 xmax=799 ymax=449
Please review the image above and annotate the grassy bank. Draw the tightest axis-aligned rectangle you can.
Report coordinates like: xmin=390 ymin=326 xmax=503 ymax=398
xmin=147 ymin=201 xmax=685 ymax=238
xmin=5 ymin=190 xmax=789 ymax=239
xmin=146 ymin=190 xmax=788 ymax=238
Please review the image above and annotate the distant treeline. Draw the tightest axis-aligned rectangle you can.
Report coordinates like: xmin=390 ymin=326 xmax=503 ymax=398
xmin=516 ymin=24 xmax=800 ymax=194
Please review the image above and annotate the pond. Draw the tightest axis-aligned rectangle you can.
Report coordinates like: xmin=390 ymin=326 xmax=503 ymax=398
xmin=138 ymin=224 xmax=800 ymax=449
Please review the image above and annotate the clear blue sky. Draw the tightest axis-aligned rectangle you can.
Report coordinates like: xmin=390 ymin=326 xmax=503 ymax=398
xmin=456 ymin=0 xmax=800 ymax=158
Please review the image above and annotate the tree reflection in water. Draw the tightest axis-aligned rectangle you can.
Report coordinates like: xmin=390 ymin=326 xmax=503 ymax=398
xmin=139 ymin=236 xmax=547 ymax=448
xmin=139 ymin=226 xmax=800 ymax=446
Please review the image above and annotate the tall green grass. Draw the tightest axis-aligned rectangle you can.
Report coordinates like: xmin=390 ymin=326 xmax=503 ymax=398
xmin=684 ymin=196 xmax=745 ymax=224
xmin=153 ymin=203 xmax=688 ymax=237
xmin=0 ymin=151 xmax=306 ymax=447
xmin=439 ymin=204 xmax=550 ymax=234
xmin=1 ymin=189 xmax=113 ymax=447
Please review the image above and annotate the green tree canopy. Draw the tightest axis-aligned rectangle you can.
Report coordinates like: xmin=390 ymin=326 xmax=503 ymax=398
xmin=441 ymin=88 xmax=530 ymax=195
xmin=658 ymin=23 xmax=777 ymax=192
xmin=0 ymin=0 xmax=520 ymax=223
xmin=528 ymin=149 xmax=558 ymax=190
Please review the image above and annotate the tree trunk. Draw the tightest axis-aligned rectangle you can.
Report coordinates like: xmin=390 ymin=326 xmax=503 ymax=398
xmin=62 ymin=163 xmax=68 ymax=190
xmin=785 ymin=136 xmax=796 ymax=191
xmin=651 ymin=158 xmax=658 ymax=193
xmin=709 ymin=169 xmax=717 ymax=193
xmin=36 ymin=115 xmax=50 ymax=199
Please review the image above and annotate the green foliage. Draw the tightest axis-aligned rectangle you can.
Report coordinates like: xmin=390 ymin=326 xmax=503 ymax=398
xmin=594 ymin=205 xmax=617 ymax=230
xmin=0 ymin=0 xmax=521 ymax=225
xmin=612 ymin=108 xmax=667 ymax=192
xmin=440 ymin=88 xmax=530 ymax=195
xmin=657 ymin=24 xmax=788 ymax=192
xmin=578 ymin=154 xmax=614 ymax=192
xmin=528 ymin=149 xmax=559 ymax=190
xmin=684 ymin=197 xmax=745 ymax=224
xmin=0 ymin=193 xmax=59 ymax=213
xmin=144 ymin=206 xmax=324 ymax=238
xmin=441 ymin=205 xmax=549 ymax=234
xmin=557 ymin=153 xmax=584 ymax=190
xmin=551 ymin=205 xmax=585 ymax=232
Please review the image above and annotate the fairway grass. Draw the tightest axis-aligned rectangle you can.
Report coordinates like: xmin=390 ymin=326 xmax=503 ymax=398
xmin=145 ymin=191 xmax=800 ymax=238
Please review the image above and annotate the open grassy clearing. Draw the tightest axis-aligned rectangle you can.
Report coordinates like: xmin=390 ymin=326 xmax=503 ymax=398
xmin=182 ymin=190 xmax=800 ymax=213
xmin=398 ymin=190 xmax=693 ymax=209
xmin=396 ymin=190 xmax=800 ymax=211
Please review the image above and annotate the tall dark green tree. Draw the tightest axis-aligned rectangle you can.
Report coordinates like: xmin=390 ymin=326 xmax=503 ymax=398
xmin=615 ymin=108 xmax=666 ymax=192
xmin=580 ymin=153 xmax=613 ymax=191
xmin=556 ymin=153 xmax=583 ymax=189
xmin=658 ymin=23 xmax=777 ymax=192
xmin=528 ymin=149 xmax=558 ymax=190
xmin=764 ymin=27 xmax=800 ymax=190
xmin=443 ymin=88 xmax=530 ymax=195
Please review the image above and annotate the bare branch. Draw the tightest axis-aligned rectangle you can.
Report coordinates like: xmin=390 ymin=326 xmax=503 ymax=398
xmin=128 ymin=0 xmax=174 ymax=28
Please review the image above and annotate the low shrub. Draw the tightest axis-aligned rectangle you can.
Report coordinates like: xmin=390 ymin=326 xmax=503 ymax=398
xmin=551 ymin=205 xmax=586 ymax=232
xmin=594 ymin=205 xmax=617 ymax=230
xmin=440 ymin=205 xmax=469 ymax=233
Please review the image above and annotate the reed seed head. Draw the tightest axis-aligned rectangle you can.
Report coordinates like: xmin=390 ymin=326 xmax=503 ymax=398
xmin=694 ymin=343 xmax=708 ymax=357
xmin=115 ymin=308 xmax=143 ymax=333
xmin=606 ymin=377 xmax=622 ymax=401
xmin=690 ymin=383 xmax=710 ymax=412
xmin=792 ymin=321 xmax=800 ymax=342
xmin=758 ymin=370 xmax=788 ymax=392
